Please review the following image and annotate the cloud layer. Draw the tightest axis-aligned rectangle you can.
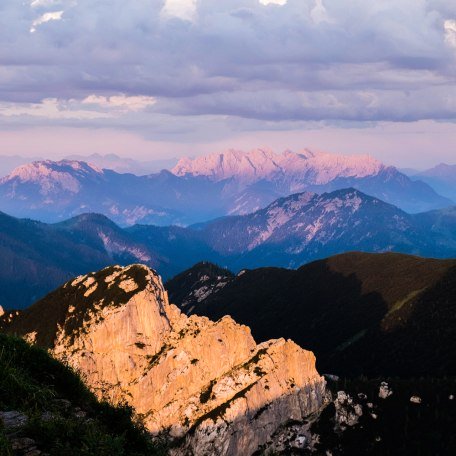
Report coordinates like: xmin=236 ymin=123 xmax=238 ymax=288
xmin=0 ymin=0 xmax=455 ymax=139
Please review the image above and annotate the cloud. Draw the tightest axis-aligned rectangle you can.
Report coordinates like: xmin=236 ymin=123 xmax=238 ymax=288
xmin=0 ymin=0 xmax=454 ymax=141
xmin=82 ymin=94 xmax=157 ymax=112
xmin=259 ymin=0 xmax=287 ymax=5
xmin=30 ymin=10 xmax=63 ymax=33
xmin=0 ymin=98 xmax=111 ymax=120
xmin=310 ymin=0 xmax=332 ymax=24
xmin=444 ymin=19 xmax=456 ymax=48
xmin=161 ymin=0 xmax=198 ymax=21
xmin=30 ymin=0 xmax=60 ymax=7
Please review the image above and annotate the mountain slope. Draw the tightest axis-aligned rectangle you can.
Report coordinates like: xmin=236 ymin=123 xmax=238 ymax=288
xmin=414 ymin=163 xmax=456 ymax=200
xmin=192 ymin=188 xmax=456 ymax=269
xmin=167 ymin=252 xmax=456 ymax=377
xmin=0 ymin=333 xmax=161 ymax=455
xmin=4 ymin=265 xmax=326 ymax=455
xmin=64 ymin=153 xmax=178 ymax=175
xmin=0 ymin=212 xmax=191 ymax=310
xmin=0 ymin=160 xmax=230 ymax=226
xmin=173 ymin=149 xmax=453 ymax=213
xmin=0 ymin=211 xmax=116 ymax=310
xmin=2 ymin=187 xmax=456 ymax=309
xmin=164 ymin=262 xmax=234 ymax=315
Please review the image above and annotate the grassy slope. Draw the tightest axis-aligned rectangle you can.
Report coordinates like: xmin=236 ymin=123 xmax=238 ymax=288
xmin=0 ymin=333 xmax=166 ymax=456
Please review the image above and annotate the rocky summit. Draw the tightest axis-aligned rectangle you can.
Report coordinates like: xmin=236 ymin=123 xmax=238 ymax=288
xmin=6 ymin=264 xmax=326 ymax=456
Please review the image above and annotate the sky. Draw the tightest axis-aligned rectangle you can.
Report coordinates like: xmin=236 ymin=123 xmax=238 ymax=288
xmin=0 ymin=0 xmax=455 ymax=168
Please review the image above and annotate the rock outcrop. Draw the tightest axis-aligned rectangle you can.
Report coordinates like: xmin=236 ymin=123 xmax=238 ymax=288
xmin=6 ymin=264 xmax=326 ymax=455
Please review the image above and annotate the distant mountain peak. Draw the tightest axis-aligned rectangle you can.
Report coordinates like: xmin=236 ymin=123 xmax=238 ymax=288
xmin=56 ymin=212 xmax=120 ymax=228
xmin=172 ymin=148 xmax=384 ymax=186
xmin=8 ymin=159 xmax=103 ymax=178
xmin=0 ymin=153 xmax=451 ymax=227
xmin=419 ymin=162 xmax=456 ymax=177
xmin=1 ymin=160 xmax=104 ymax=196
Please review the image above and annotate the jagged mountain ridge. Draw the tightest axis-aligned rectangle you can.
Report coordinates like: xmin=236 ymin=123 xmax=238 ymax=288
xmin=167 ymin=252 xmax=456 ymax=377
xmin=185 ymin=188 xmax=456 ymax=269
xmin=173 ymin=149 xmax=384 ymax=184
xmin=4 ymin=264 xmax=326 ymax=456
xmin=2 ymin=187 xmax=456 ymax=309
xmin=0 ymin=150 xmax=452 ymax=226
xmin=172 ymin=148 xmax=453 ymax=213
xmin=0 ymin=160 xmax=229 ymax=226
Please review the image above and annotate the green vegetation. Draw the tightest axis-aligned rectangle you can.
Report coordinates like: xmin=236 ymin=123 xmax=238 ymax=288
xmin=147 ymin=343 xmax=172 ymax=368
xmin=0 ymin=333 xmax=167 ymax=455
xmin=241 ymin=348 xmax=268 ymax=371
xmin=200 ymin=380 xmax=216 ymax=404
xmin=0 ymin=422 xmax=12 ymax=456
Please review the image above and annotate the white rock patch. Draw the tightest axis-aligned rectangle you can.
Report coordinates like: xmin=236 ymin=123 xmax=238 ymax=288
xmin=118 ymin=278 xmax=139 ymax=293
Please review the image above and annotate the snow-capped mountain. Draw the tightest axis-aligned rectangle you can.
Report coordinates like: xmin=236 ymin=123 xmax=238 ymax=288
xmin=173 ymin=148 xmax=383 ymax=185
xmin=0 ymin=155 xmax=44 ymax=178
xmin=0 ymin=160 xmax=227 ymax=226
xmin=2 ymin=160 xmax=105 ymax=197
xmin=173 ymin=148 xmax=453 ymax=213
xmin=133 ymin=187 xmax=456 ymax=269
xmin=0 ymin=151 xmax=452 ymax=225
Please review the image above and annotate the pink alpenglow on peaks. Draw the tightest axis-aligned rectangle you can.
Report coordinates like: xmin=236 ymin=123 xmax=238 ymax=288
xmin=172 ymin=148 xmax=384 ymax=186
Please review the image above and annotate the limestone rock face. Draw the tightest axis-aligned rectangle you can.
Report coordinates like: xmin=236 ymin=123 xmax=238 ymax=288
xmin=8 ymin=265 xmax=326 ymax=455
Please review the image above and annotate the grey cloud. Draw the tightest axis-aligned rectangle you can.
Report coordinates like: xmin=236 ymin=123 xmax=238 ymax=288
xmin=160 ymin=85 xmax=456 ymax=122
xmin=0 ymin=0 xmax=455 ymax=133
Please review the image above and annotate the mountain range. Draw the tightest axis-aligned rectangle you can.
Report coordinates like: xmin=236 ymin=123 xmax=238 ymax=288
xmin=187 ymin=187 xmax=456 ymax=270
xmin=167 ymin=252 xmax=456 ymax=378
xmin=172 ymin=148 xmax=453 ymax=214
xmin=1 ymin=186 xmax=456 ymax=309
xmin=0 ymin=149 xmax=452 ymax=226
xmin=1 ymin=152 xmax=456 ymax=452
xmin=0 ymin=160 xmax=225 ymax=226
xmin=0 ymin=210 xmax=219 ymax=310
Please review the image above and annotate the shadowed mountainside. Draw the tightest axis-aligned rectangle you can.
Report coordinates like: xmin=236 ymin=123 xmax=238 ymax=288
xmin=1 ymin=187 xmax=456 ymax=310
xmin=167 ymin=252 xmax=456 ymax=377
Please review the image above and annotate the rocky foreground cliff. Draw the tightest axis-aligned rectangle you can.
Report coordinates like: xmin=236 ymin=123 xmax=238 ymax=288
xmin=5 ymin=264 xmax=326 ymax=455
